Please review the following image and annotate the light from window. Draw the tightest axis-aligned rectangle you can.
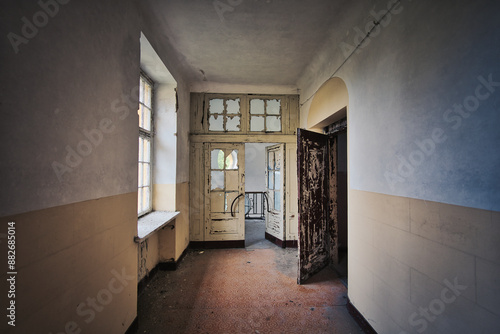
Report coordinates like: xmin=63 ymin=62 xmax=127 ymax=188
xmin=250 ymin=98 xmax=281 ymax=132
xmin=267 ymin=149 xmax=281 ymax=210
xmin=208 ymin=98 xmax=241 ymax=132
xmin=138 ymin=75 xmax=153 ymax=216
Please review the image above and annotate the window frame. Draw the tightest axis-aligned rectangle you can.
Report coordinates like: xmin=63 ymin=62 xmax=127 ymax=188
xmin=249 ymin=97 xmax=283 ymax=133
xmin=138 ymin=71 xmax=155 ymax=217
xmin=206 ymin=95 xmax=243 ymax=133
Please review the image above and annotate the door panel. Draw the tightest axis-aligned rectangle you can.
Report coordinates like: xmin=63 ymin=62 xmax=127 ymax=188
xmin=205 ymin=143 xmax=245 ymax=241
xmin=327 ymin=134 xmax=339 ymax=265
xmin=297 ymin=129 xmax=330 ymax=284
xmin=265 ymin=144 xmax=285 ymax=241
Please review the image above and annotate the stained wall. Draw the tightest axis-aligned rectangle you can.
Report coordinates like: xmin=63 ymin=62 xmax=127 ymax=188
xmin=0 ymin=1 xmax=141 ymax=332
xmin=298 ymin=0 xmax=500 ymax=332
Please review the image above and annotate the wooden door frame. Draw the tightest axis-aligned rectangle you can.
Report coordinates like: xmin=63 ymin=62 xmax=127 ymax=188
xmin=264 ymin=143 xmax=286 ymax=247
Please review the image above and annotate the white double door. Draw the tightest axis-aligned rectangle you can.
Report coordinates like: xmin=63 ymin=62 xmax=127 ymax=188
xmin=205 ymin=143 xmax=245 ymax=241
xmin=204 ymin=143 xmax=290 ymax=243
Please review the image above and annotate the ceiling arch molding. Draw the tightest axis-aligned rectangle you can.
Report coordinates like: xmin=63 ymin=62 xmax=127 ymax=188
xmin=307 ymin=77 xmax=349 ymax=131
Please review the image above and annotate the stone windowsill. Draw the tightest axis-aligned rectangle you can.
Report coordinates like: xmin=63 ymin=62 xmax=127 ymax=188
xmin=135 ymin=211 xmax=180 ymax=243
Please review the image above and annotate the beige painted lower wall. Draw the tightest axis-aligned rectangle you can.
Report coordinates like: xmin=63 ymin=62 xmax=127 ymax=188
xmin=175 ymin=182 xmax=190 ymax=260
xmin=138 ymin=233 xmax=159 ymax=282
xmin=0 ymin=193 xmax=138 ymax=334
xmin=348 ymin=189 xmax=500 ymax=333
xmin=153 ymin=183 xmax=177 ymax=264
xmin=153 ymin=183 xmax=176 ymax=211
xmin=157 ymin=182 xmax=190 ymax=262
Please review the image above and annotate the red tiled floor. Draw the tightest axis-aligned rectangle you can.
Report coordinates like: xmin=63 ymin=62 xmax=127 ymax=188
xmin=134 ymin=246 xmax=365 ymax=334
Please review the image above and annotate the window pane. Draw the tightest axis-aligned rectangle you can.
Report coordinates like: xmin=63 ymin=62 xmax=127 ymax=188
xmin=267 ymin=99 xmax=280 ymax=115
xmin=274 ymin=190 xmax=281 ymax=210
xmin=268 ymin=171 xmax=274 ymax=190
xmin=143 ymin=107 xmax=151 ymax=131
xmin=137 ymin=74 xmax=154 ymax=217
xmin=266 ymin=116 xmax=281 ymax=132
xmin=143 ymin=163 xmax=150 ymax=186
xmin=250 ymin=116 xmax=265 ymax=131
xmin=139 ymin=78 xmax=144 ymax=104
xmin=250 ymin=99 xmax=265 ymax=114
xmin=209 ymin=99 xmax=224 ymax=114
xmin=138 ymin=104 xmax=144 ymax=129
xmin=211 ymin=171 xmax=224 ymax=190
xmin=138 ymin=187 xmax=143 ymax=213
xmin=143 ymin=139 xmax=151 ymax=162
xmin=209 ymin=114 xmax=224 ymax=131
xmin=275 ymin=170 xmax=281 ymax=190
xmin=275 ymin=151 xmax=281 ymax=169
xmin=226 ymin=98 xmax=240 ymax=114
xmin=144 ymin=187 xmax=150 ymax=211
xmin=144 ymin=82 xmax=152 ymax=108
xmin=211 ymin=149 xmax=224 ymax=169
xmin=218 ymin=150 xmax=225 ymax=169
xmin=225 ymin=150 xmax=238 ymax=169
xmin=268 ymin=151 xmax=275 ymax=169
xmin=138 ymin=163 xmax=144 ymax=187
xmin=226 ymin=115 xmax=240 ymax=131
xmin=138 ymin=137 xmax=143 ymax=161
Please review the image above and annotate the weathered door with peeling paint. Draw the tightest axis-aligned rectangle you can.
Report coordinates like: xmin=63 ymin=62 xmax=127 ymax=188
xmin=265 ymin=144 xmax=285 ymax=242
xmin=297 ymin=129 xmax=335 ymax=284
xmin=205 ymin=143 xmax=245 ymax=241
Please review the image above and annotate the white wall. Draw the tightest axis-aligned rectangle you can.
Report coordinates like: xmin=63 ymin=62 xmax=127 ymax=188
xmin=300 ymin=0 xmax=500 ymax=212
xmin=298 ymin=0 xmax=500 ymax=332
xmin=0 ymin=0 xmax=140 ymax=217
xmin=154 ymin=84 xmax=177 ymax=185
xmin=139 ymin=2 xmax=193 ymax=260
xmin=0 ymin=1 xmax=141 ymax=332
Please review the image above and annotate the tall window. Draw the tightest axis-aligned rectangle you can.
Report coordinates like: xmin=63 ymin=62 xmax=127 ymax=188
xmin=138 ymin=74 xmax=153 ymax=216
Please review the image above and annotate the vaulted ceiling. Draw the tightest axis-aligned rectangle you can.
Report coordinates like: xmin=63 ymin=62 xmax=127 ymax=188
xmin=142 ymin=0 xmax=348 ymax=86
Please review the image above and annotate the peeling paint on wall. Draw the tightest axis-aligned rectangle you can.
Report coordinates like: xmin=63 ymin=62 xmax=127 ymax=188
xmin=138 ymin=240 xmax=149 ymax=281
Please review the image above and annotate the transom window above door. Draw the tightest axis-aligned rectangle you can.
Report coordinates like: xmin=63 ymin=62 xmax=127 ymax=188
xmin=192 ymin=93 xmax=298 ymax=135
xmin=250 ymin=98 xmax=282 ymax=132
xmin=208 ymin=98 xmax=241 ymax=132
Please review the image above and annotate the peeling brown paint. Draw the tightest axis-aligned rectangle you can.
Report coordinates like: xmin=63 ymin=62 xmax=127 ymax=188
xmin=297 ymin=129 xmax=338 ymax=284
xmin=327 ymin=134 xmax=339 ymax=265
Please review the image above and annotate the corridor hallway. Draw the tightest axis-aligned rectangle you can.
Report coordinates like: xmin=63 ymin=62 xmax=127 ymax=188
xmin=133 ymin=220 xmax=366 ymax=334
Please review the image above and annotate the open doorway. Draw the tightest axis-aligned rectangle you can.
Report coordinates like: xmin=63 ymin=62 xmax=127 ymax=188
xmin=327 ymin=120 xmax=348 ymax=286
xmin=244 ymin=143 xmax=277 ymax=249
xmin=297 ymin=77 xmax=349 ymax=285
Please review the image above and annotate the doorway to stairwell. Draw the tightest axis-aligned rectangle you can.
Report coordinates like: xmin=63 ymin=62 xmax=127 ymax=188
xmin=297 ymin=77 xmax=349 ymax=285
xmin=243 ymin=142 xmax=299 ymax=250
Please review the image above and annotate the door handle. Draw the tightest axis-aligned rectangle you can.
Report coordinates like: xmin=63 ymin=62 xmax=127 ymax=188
xmin=230 ymin=193 xmax=245 ymax=217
